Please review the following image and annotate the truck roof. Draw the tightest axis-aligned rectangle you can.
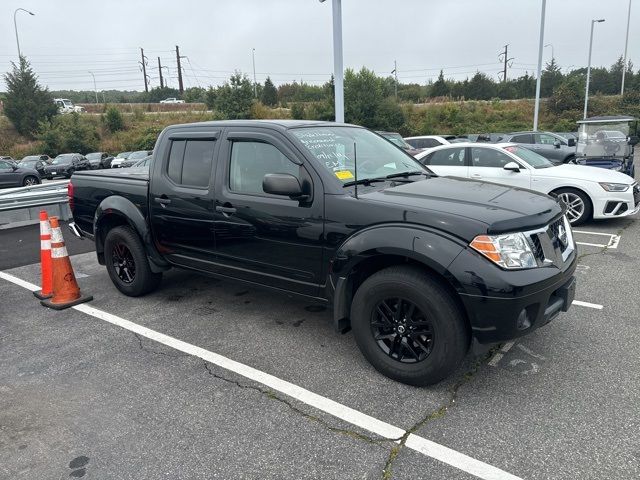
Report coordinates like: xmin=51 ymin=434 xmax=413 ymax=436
xmin=162 ymin=119 xmax=355 ymax=131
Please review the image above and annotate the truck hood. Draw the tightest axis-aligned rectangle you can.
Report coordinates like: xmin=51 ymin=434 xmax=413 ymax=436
xmin=537 ymin=164 xmax=634 ymax=184
xmin=360 ymin=176 xmax=562 ymax=241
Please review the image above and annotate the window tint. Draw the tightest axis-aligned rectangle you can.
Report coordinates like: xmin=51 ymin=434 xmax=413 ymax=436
xmin=511 ymin=134 xmax=533 ymax=144
xmin=470 ymin=147 xmax=514 ymax=168
xmin=166 ymin=139 xmax=215 ymax=187
xmin=537 ymin=133 xmax=558 ymax=145
xmin=0 ymin=161 xmax=11 ymax=169
xmin=426 ymin=147 xmax=466 ymax=166
xmin=230 ymin=141 xmax=298 ymax=195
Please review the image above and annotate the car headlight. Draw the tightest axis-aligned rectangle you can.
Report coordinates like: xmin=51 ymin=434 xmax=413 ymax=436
xmin=470 ymin=232 xmax=537 ymax=269
xmin=599 ymin=182 xmax=629 ymax=192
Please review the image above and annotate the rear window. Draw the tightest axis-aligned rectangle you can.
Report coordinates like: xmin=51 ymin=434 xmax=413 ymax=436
xmin=425 ymin=147 xmax=466 ymax=166
xmin=166 ymin=140 xmax=215 ymax=188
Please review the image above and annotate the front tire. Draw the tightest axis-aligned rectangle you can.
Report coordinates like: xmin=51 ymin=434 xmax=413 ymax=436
xmin=553 ymin=188 xmax=592 ymax=225
xmin=104 ymin=226 xmax=162 ymax=296
xmin=22 ymin=176 xmax=39 ymax=186
xmin=351 ymin=266 xmax=469 ymax=386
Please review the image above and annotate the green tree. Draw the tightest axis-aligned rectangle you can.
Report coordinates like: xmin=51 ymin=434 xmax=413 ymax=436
xmin=430 ymin=70 xmax=450 ymax=97
xmin=215 ymin=72 xmax=254 ymax=119
xmin=3 ymin=56 xmax=57 ymax=137
xmin=38 ymin=113 xmax=99 ymax=156
xmin=541 ymin=58 xmax=563 ymax=97
xmin=261 ymin=77 xmax=278 ymax=106
xmin=205 ymin=87 xmax=217 ymax=110
xmin=183 ymin=87 xmax=206 ymax=103
xmin=548 ymin=76 xmax=585 ymax=114
xmin=103 ymin=106 xmax=124 ymax=132
xmin=466 ymin=72 xmax=496 ymax=100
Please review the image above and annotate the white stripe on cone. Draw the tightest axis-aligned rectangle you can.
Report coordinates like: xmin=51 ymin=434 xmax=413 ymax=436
xmin=41 ymin=240 xmax=51 ymax=250
xmin=40 ymin=221 xmax=51 ymax=235
xmin=51 ymin=227 xmax=64 ymax=243
xmin=51 ymin=246 xmax=68 ymax=258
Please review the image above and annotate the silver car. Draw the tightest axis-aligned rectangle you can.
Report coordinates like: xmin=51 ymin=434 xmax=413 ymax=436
xmin=501 ymin=131 xmax=577 ymax=165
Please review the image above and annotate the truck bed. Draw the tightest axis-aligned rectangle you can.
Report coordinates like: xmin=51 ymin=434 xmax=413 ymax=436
xmin=71 ymin=168 xmax=150 ymax=236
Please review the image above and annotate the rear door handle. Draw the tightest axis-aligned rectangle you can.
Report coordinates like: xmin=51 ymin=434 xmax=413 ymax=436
xmin=154 ymin=197 xmax=171 ymax=205
xmin=216 ymin=205 xmax=236 ymax=214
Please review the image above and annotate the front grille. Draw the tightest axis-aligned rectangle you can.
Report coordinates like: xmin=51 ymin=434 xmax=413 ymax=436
xmin=529 ymin=235 xmax=544 ymax=263
xmin=633 ymin=183 xmax=640 ymax=206
xmin=526 ymin=216 xmax=573 ymax=267
xmin=548 ymin=217 xmax=568 ymax=254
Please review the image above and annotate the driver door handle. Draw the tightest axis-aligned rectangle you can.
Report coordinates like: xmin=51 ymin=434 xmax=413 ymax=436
xmin=216 ymin=205 xmax=237 ymax=214
xmin=154 ymin=196 xmax=171 ymax=205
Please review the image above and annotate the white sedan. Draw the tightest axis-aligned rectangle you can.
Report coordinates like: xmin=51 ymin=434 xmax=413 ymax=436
xmin=415 ymin=142 xmax=639 ymax=225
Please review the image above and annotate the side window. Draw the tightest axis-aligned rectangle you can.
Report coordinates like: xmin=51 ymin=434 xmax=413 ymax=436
xmin=471 ymin=147 xmax=514 ymax=168
xmin=166 ymin=139 xmax=214 ymax=188
xmin=537 ymin=133 xmax=557 ymax=145
xmin=229 ymin=141 xmax=299 ymax=195
xmin=425 ymin=147 xmax=466 ymax=166
xmin=0 ymin=161 xmax=10 ymax=169
xmin=511 ymin=134 xmax=533 ymax=144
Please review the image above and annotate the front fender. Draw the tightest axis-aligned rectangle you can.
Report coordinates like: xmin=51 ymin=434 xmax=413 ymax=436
xmin=330 ymin=223 xmax=467 ymax=331
xmin=94 ymin=195 xmax=168 ymax=272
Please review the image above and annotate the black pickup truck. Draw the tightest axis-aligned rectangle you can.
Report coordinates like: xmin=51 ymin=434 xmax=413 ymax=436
xmin=69 ymin=120 xmax=577 ymax=386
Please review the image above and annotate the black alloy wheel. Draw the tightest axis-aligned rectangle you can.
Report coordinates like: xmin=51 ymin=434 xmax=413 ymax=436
xmin=371 ymin=297 xmax=434 ymax=363
xmin=111 ymin=242 xmax=136 ymax=284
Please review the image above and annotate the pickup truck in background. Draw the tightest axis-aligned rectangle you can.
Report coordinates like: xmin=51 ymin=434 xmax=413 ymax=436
xmin=159 ymin=98 xmax=185 ymax=104
xmin=68 ymin=120 xmax=577 ymax=386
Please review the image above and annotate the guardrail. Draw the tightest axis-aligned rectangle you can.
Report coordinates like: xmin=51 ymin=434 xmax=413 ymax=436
xmin=0 ymin=181 xmax=71 ymax=226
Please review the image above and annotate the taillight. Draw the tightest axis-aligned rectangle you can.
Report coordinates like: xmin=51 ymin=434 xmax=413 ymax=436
xmin=67 ymin=181 xmax=74 ymax=211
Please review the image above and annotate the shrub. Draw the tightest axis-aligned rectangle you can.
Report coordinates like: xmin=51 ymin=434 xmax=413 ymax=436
xmin=290 ymin=103 xmax=305 ymax=119
xmin=103 ymin=106 xmax=124 ymax=132
xmin=37 ymin=113 xmax=99 ymax=156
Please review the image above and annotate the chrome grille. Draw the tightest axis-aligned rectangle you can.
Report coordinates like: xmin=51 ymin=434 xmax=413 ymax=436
xmin=526 ymin=216 xmax=574 ymax=267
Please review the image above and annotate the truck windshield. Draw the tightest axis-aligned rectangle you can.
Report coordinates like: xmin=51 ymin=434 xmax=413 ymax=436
xmin=292 ymin=126 xmax=430 ymax=183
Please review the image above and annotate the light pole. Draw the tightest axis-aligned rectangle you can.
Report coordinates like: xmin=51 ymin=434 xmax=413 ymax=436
xmin=544 ymin=43 xmax=554 ymax=61
xmin=13 ymin=8 xmax=35 ymax=58
xmin=88 ymin=71 xmax=98 ymax=104
xmin=533 ymin=0 xmax=546 ymax=132
xmin=320 ymin=0 xmax=344 ymax=123
xmin=584 ymin=19 xmax=605 ymax=119
xmin=252 ymin=48 xmax=257 ymax=98
xmin=621 ymin=0 xmax=632 ymax=95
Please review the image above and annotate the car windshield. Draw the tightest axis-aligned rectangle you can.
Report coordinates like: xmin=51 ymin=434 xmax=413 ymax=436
xmin=292 ymin=126 xmax=430 ymax=184
xmin=503 ymin=146 xmax=554 ymax=169
xmin=20 ymin=160 xmax=38 ymax=167
xmin=52 ymin=155 xmax=74 ymax=165
xmin=128 ymin=151 xmax=149 ymax=160
xmin=116 ymin=152 xmax=131 ymax=158
xmin=86 ymin=153 xmax=101 ymax=160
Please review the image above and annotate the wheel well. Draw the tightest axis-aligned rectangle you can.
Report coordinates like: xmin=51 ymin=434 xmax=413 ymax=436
xmin=95 ymin=213 xmax=131 ymax=263
xmin=549 ymin=186 xmax=593 ymax=211
xmin=341 ymin=254 xmax=470 ymax=336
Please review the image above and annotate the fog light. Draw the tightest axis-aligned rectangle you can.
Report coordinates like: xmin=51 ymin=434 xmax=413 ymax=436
xmin=516 ymin=309 xmax=531 ymax=330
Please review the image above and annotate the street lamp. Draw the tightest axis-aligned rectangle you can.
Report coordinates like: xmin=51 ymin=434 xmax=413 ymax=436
xmin=252 ymin=48 xmax=257 ymax=98
xmin=533 ymin=0 xmax=546 ymax=132
xmin=621 ymin=0 xmax=632 ymax=95
xmin=544 ymin=43 xmax=554 ymax=61
xmin=88 ymin=71 xmax=98 ymax=104
xmin=320 ymin=0 xmax=344 ymax=123
xmin=13 ymin=8 xmax=35 ymax=58
xmin=584 ymin=19 xmax=605 ymax=119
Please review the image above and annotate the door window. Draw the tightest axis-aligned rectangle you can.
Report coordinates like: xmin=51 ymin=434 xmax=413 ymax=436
xmin=537 ymin=133 xmax=558 ymax=145
xmin=166 ymin=139 xmax=215 ymax=188
xmin=425 ymin=147 xmax=466 ymax=166
xmin=470 ymin=147 xmax=514 ymax=168
xmin=0 ymin=161 xmax=12 ymax=170
xmin=229 ymin=141 xmax=299 ymax=195
xmin=510 ymin=134 xmax=533 ymax=144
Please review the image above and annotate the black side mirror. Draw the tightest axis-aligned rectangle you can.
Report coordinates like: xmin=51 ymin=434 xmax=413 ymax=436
xmin=567 ymin=138 xmax=576 ymax=147
xmin=628 ymin=136 xmax=639 ymax=146
xmin=263 ymin=173 xmax=308 ymax=200
xmin=553 ymin=140 xmax=561 ymax=148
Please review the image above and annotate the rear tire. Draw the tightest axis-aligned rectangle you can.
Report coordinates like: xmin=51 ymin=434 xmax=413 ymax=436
xmin=564 ymin=155 xmax=576 ymax=164
xmin=104 ymin=226 xmax=162 ymax=296
xmin=351 ymin=266 xmax=469 ymax=386
xmin=552 ymin=188 xmax=592 ymax=225
xmin=22 ymin=176 xmax=39 ymax=186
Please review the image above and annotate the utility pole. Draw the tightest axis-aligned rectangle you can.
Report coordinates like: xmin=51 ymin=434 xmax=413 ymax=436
xmin=158 ymin=57 xmax=164 ymax=88
xmin=533 ymin=0 xmax=547 ymax=131
xmin=498 ymin=44 xmax=514 ymax=82
xmin=140 ymin=48 xmax=148 ymax=92
xmin=88 ymin=71 xmax=98 ymax=103
xmin=320 ymin=0 xmax=344 ymax=123
xmin=176 ymin=45 xmax=184 ymax=94
xmin=392 ymin=60 xmax=398 ymax=100
xmin=584 ymin=19 xmax=606 ymax=119
xmin=621 ymin=0 xmax=632 ymax=95
xmin=252 ymin=48 xmax=257 ymax=98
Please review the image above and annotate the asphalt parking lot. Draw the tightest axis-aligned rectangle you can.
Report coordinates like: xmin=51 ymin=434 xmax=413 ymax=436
xmin=1 ymin=214 xmax=639 ymax=479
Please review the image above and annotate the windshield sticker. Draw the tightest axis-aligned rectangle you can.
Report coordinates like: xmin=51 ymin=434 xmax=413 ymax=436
xmin=334 ymin=170 xmax=354 ymax=180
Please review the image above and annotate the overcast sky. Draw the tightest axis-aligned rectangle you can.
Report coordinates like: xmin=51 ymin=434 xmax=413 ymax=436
xmin=0 ymin=0 xmax=637 ymax=92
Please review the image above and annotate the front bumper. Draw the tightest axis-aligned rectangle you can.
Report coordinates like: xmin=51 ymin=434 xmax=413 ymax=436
xmin=450 ymin=245 xmax=577 ymax=344
xmin=592 ymin=184 xmax=639 ymax=219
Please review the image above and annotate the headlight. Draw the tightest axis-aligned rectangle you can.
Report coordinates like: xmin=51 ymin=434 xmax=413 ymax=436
xmin=599 ymin=182 xmax=629 ymax=192
xmin=470 ymin=232 xmax=537 ymax=269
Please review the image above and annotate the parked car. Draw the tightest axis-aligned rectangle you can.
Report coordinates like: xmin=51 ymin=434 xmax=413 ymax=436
xmin=86 ymin=152 xmax=114 ymax=169
xmin=404 ymin=135 xmax=456 ymax=149
xmin=54 ymin=98 xmax=84 ymax=114
xmin=110 ymin=151 xmax=132 ymax=168
xmin=119 ymin=150 xmax=153 ymax=168
xmin=576 ymin=116 xmax=638 ymax=177
xmin=0 ymin=159 xmax=41 ymax=188
xmin=416 ymin=142 xmax=638 ymax=225
xmin=556 ymin=132 xmax=578 ymax=142
xmin=18 ymin=156 xmax=50 ymax=176
xmin=69 ymin=120 xmax=577 ymax=386
xmin=0 ymin=156 xmax=19 ymax=168
xmin=159 ymin=98 xmax=185 ymax=104
xmin=499 ymin=131 xmax=576 ymax=165
xmin=44 ymin=153 xmax=89 ymax=179
xmin=376 ymin=131 xmax=423 ymax=156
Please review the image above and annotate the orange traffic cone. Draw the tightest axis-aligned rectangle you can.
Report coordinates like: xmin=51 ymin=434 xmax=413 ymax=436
xmin=40 ymin=216 xmax=93 ymax=310
xmin=33 ymin=210 xmax=53 ymax=300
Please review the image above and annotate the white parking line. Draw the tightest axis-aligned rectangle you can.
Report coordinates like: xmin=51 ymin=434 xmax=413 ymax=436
xmin=0 ymin=271 xmax=522 ymax=480
xmin=572 ymin=230 xmax=621 ymax=249
xmin=572 ymin=300 xmax=604 ymax=310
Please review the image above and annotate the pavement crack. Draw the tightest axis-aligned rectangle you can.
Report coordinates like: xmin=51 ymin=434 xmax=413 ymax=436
xmin=133 ymin=333 xmax=189 ymax=358
xmin=201 ymin=360 xmax=390 ymax=446
xmin=577 ymin=220 xmax=634 ymax=261
xmin=381 ymin=347 xmax=499 ymax=480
